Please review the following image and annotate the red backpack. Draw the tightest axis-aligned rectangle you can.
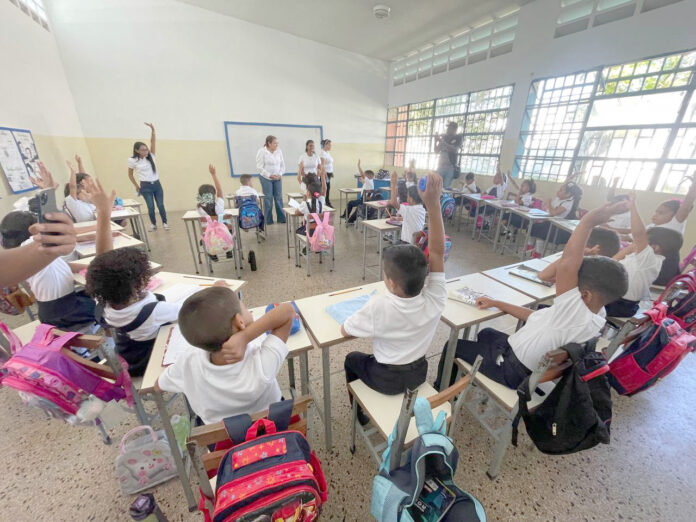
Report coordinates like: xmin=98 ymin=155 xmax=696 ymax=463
xmin=659 ymin=269 xmax=696 ymax=336
xmin=608 ymin=304 xmax=696 ymax=396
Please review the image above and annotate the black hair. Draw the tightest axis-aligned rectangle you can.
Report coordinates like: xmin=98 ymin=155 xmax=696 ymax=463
xmin=578 ymin=256 xmax=628 ymax=305
xmin=305 ymin=140 xmax=314 ymax=153
xmin=307 ymin=180 xmax=323 ymax=213
xmin=447 ymin=121 xmax=458 ymax=128
xmin=0 ymin=211 xmax=36 ymax=249
xmin=588 ymin=227 xmax=621 ymax=257
xmin=407 ymin=185 xmax=422 ymax=205
xmin=465 ymin=172 xmax=475 ymax=182
xmin=239 ymin=174 xmax=252 ymax=185
xmin=178 ymin=287 xmax=241 ymax=352
xmin=321 ymin=139 xmax=331 ymax=149
xmin=397 ymin=179 xmax=408 ymax=203
xmin=523 ymin=179 xmax=537 ymax=194
xmin=132 ymin=141 xmax=156 ymax=173
xmin=383 ymin=245 xmax=428 ymax=297
xmin=86 ymin=247 xmax=152 ymax=307
xmin=647 ymin=227 xmax=683 ymax=258
xmin=63 ymin=173 xmax=90 ymax=197
xmin=659 ymin=200 xmax=681 ymax=216
xmin=197 ymin=183 xmax=217 ymax=216
xmin=563 ymin=182 xmax=583 ymax=220
xmin=364 ymin=170 xmax=375 ymax=177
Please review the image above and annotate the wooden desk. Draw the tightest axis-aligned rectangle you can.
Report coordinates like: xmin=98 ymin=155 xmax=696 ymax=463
xmin=542 ymin=218 xmax=579 ymax=256
xmin=283 ymin=206 xmax=336 ymax=267
xmin=181 ymin=209 xmax=242 ymax=276
xmin=110 ymin=206 xmax=150 ymax=251
xmin=363 ymin=199 xmax=391 ymax=222
xmin=361 ymin=219 xmax=400 ymax=280
xmin=338 ymin=187 xmax=362 ymax=227
xmin=71 ymin=257 xmax=163 ymax=286
xmin=506 ymin=207 xmax=550 ymax=260
xmin=74 ymin=232 xmax=144 ymax=259
xmin=74 ymin=220 xmax=123 ymax=235
xmin=482 ymin=258 xmax=557 ymax=303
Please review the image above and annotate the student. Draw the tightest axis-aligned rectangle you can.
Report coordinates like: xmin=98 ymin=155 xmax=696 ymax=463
xmin=128 ymin=122 xmax=168 ymax=231
xmin=388 ymin=170 xmax=425 ymax=245
xmin=463 ymin=172 xmax=478 ymax=194
xmin=436 ymin=201 xmax=630 ymax=389
xmin=486 ymin=165 xmax=508 ymax=199
xmin=295 ymin=176 xmax=326 ymax=236
xmin=155 ymin=289 xmax=293 ymax=424
xmin=64 ymin=155 xmax=96 ymax=222
xmin=507 ymin=179 xmax=537 ymax=230
xmin=320 ymin=139 xmax=334 ymax=207
xmin=342 ymin=173 xmax=447 ymax=422
xmin=236 ymin=174 xmax=261 ymax=200
xmin=298 ymin=140 xmax=321 ymax=193
xmin=604 ymin=179 xmax=631 ymax=236
xmin=405 ymin=169 xmax=418 ymax=188
xmin=345 ymin=159 xmax=377 ymax=223
xmin=526 ymin=181 xmax=583 ymax=257
xmin=197 ymin=164 xmax=225 ymax=218
xmin=606 ymin=197 xmax=681 ymax=317
xmin=648 ymin=176 xmax=695 ymax=235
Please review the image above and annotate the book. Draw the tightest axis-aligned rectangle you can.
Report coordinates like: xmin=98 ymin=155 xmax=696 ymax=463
xmin=509 ymin=265 xmax=554 ymax=287
xmin=162 ymin=325 xmax=197 ymax=366
xmin=448 ymin=286 xmax=486 ymax=306
xmin=407 ymin=478 xmax=457 ymax=522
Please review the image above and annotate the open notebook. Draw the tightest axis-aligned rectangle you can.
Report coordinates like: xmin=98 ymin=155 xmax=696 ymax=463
xmin=447 ymin=286 xmax=487 ymax=306
xmin=509 ymin=264 xmax=554 ymax=287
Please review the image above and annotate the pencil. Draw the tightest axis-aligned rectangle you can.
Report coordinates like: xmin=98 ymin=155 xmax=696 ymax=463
xmin=329 ymin=287 xmax=363 ymax=297
xmin=161 ymin=326 xmax=175 ymax=367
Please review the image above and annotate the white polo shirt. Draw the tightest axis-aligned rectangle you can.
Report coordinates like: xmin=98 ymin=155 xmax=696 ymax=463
xmin=397 ymin=204 xmax=426 ymax=244
xmin=103 ymin=292 xmax=181 ymax=342
xmin=362 ymin=177 xmax=375 ymax=196
xmin=343 ymin=272 xmax=447 ymax=365
xmin=236 ymin=186 xmax=260 ymax=199
xmin=64 ymin=196 xmax=96 ymax=222
xmin=620 ymin=247 xmax=664 ymax=301
xmin=299 ymin=152 xmax=320 ymax=174
xmin=647 ymin=216 xmax=686 ymax=235
xmin=519 ymin=193 xmax=533 ymax=207
xmin=22 ymin=238 xmax=75 ymax=302
xmin=552 ymin=196 xmax=574 ymax=219
xmin=158 ymin=333 xmax=288 ymax=425
xmin=256 ymin=147 xmax=285 ymax=180
xmin=321 ymin=150 xmax=334 ymax=173
xmin=127 ymin=154 xmax=159 ymax=183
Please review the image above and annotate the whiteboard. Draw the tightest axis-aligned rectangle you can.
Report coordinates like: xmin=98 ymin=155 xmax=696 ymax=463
xmin=224 ymin=121 xmax=323 ymax=177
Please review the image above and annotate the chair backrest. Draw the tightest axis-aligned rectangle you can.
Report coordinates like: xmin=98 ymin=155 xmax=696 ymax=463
xmin=680 ymin=244 xmax=696 ymax=272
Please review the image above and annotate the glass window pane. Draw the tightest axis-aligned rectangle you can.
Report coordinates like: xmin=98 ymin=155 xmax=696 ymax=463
xmin=588 ymin=92 xmax=685 ymax=127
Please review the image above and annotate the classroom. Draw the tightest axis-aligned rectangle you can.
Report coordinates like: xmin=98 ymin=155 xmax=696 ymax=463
xmin=1 ymin=0 xmax=695 ymax=520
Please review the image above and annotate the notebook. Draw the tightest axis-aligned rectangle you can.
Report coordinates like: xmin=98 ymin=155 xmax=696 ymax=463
xmin=162 ymin=325 xmax=197 ymax=366
xmin=407 ymin=478 xmax=457 ymax=522
xmin=509 ymin=264 xmax=553 ymax=287
xmin=159 ymin=283 xmax=204 ymax=304
xmin=448 ymin=286 xmax=487 ymax=306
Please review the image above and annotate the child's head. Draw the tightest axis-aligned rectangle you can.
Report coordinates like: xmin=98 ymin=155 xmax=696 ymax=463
xmin=239 ymin=174 xmax=253 ymax=187
xmin=383 ymin=245 xmax=428 ymax=297
xmin=178 ymin=287 xmax=252 ymax=353
xmin=63 ymin=173 xmax=92 ymax=200
xmin=521 ymin=179 xmax=536 ymax=195
xmin=364 ymin=169 xmax=375 ymax=179
xmin=0 ymin=211 xmax=36 ymax=249
xmin=86 ymin=247 xmax=152 ymax=307
xmin=652 ymin=199 xmax=681 ymax=226
xmin=578 ymin=256 xmax=628 ymax=309
xmin=647 ymin=226 xmax=683 ymax=258
xmin=586 ymin=227 xmax=621 ymax=257
xmin=397 ymin=179 xmax=408 ymax=203
xmin=559 ymin=181 xmax=583 ymax=218
xmin=406 ymin=170 xmax=417 ymax=183
xmin=302 ymin=173 xmax=318 ymax=187
xmin=493 ymin=171 xmax=502 ymax=185
xmin=197 ymin=184 xmax=217 ymax=216
xmin=305 ymin=140 xmax=315 ymax=155
xmin=465 ymin=172 xmax=475 ymax=183
xmin=406 ymin=186 xmax=422 ymax=206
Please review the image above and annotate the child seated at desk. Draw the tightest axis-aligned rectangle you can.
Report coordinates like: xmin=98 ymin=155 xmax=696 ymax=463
xmin=345 ymin=159 xmax=380 ymax=223
xmin=197 ymin=164 xmax=225 ymax=218
xmin=155 ymin=288 xmax=294 ymax=424
xmin=341 ymin=173 xmax=446 ymax=423
xmin=526 ymin=181 xmax=583 ymax=258
xmin=295 ymin=177 xmax=326 ymax=236
xmin=64 ymin=155 xmax=96 ymax=222
xmin=647 ymin=175 xmax=695 ymax=235
xmin=235 ymin=174 xmax=261 ymax=201
xmin=388 ymin=170 xmax=425 ymax=245
xmin=505 ymin=179 xmax=537 ymax=230
xmin=436 ymin=201 xmax=630 ymax=389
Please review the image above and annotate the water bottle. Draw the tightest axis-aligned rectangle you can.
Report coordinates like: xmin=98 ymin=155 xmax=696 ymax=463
xmin=418 ymin=177 xmax=427 ymax=191
xmin=170 ymin=414 xmax=190 ymax=454
xmin=129 ymin=494 xmax=169 ymax=522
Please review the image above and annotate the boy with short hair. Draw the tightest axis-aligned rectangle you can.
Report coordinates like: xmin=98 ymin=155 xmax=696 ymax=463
xmin=436 ymin=201 xmax=630 ymax=389
xmin=236 ymin=174 xmax=261 ymax=200
xmin=341 ymin=173 xmax=447 ymax=416
xmin=155 ymin=288 xmax=293 ymax=424
xmin=345 ymin=159 xmax=378 ymax=223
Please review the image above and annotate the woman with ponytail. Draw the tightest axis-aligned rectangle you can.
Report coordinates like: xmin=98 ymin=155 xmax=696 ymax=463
xmin=320 ymin=139 xmax=334 ymax=207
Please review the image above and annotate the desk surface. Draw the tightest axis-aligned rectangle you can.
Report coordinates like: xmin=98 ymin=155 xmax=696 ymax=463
xmin=110 ymin=207 xmax=141 ymax=219
xmin=74 ymin=221 xmax=123 ymax=233
xmin=120 ymin=198 xmax=142 ymax=208
xmin=364 ymin=200 xmax=390 ymax=209
xmin=483 ymin=259 xmax=557 ymax=301
xmin=74 ymin=232 xmax=144 ymax=258
xmin=362 ymin=218 xmax=401 ymax=232
xmin=71 ymin=257 xmax=163 ymax=285
xmin=339 ymin=187 xmax=362 ymax=194
xmin=181 ymin=209 xmax=239 ymax=221
xmin=509 ymin=207 xmax=549 ymax=220
xmin=549 ymin=217 xmax=579 ymax=233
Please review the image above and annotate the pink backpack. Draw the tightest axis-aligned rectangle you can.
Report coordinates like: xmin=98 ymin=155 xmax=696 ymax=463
xmin=203 ymin=216 xmax=236 ymax=257
xmin=307 ymin=212 xmax=334 ymax=253
xmin=0 ymin=323 xmax=133 ymax=416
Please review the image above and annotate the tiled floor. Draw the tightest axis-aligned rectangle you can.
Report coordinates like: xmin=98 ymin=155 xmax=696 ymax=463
xmin=1 ymin=211 xmax=695 ymax=521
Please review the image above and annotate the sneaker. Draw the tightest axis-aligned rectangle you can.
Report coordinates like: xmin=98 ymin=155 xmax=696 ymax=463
xmin=248 ymin=250 xmax=257 ymax=271
xmin=163 ymin=223 xmax=170 ymax=231
xmin=525 ymin=244 xmax=535 ymax=252
xmin=148 ymin=224 xmax=157 ymax=232
xmin=531 ymin=251 xmax=542 ymax=259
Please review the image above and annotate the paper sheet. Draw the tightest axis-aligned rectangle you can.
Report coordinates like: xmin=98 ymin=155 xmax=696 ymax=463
xmin=159 ymin=283 xmax=204 ymax=304
xmin=162 ymin=325 xmax=197 ymax=366
xmin=325 ymin=291 xmax=376 ymax=325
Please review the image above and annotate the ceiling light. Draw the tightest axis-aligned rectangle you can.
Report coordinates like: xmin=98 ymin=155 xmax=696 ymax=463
xmin=373 ymin=4 xmax=391 ymax=19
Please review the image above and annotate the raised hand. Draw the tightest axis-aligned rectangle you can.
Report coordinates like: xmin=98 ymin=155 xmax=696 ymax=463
xmin=66 ymin=159 xmax=77 ymax=174
xmin=30 ymin=162 xmax=59 ymax=190
xmin=144 ymin=122 xmax=154 ymax=130
xmin=418 ymin=171 xmax=443 ymax=207
xmin=584 ymin=201 xmax=631 ymax=226
xmin=208 ymin=164 xmax=217 ymax=176
xmin=82 ymin=178 xmax=115 ymax=215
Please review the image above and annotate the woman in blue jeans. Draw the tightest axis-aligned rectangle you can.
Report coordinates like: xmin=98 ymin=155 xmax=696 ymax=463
xmin=255 ymin=135 xmax=286 ymax=225
xmin=128 ymin=122 xmax=168 ymax=231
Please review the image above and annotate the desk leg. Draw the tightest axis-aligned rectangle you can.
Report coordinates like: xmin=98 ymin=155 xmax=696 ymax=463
xmin=138 ymin=214 xmax=151 ymax=251
xmin=339 ymin=192 xmax=343 ymax=226
xmin=153 ymin=391 xmax=197 ymax=511
xmin=287 ymin=357 xmax=296 ymax=396
xmin=235 ymin=220 xmax=243 ymax=270
xmin=300 ymin=351 xmax=309 ymax=396
xmin=472 ymin=202 xmax=481 ymax=240
xmin=440 ymin=327 xmax=461 ymax=391
xmin=321 ymin=347 xmax=333 ymax=449
xmin=542 ymin=222 xmax=553 ymax=257
xmin=492 ymin=208 xmax=504 ymax=252
xmin=378 ymin=230 xmax=384 ymax=275
xmin=362 ymin=223 xmax=368 ymax=280
xmin=286 ymin=215 xmax=291 ymax=258
xmin=521 ymin=218 xmax=533 ymax=260
xmin=183 ymin=221 xmax=199 ymax=274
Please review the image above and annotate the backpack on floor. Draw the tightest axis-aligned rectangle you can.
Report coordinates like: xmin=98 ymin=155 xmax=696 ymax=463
xmin=441 ymin=193 xmax=456 ymax=220
xmin=512 ymin=339 xmax=613 ymax=455
xmin=414 ymin=229 xmax=452 ymax=262
xmin=203 ymin=216 xmax=236 ymax=257
xmin=308 ymin=212 xmax=334 ymax=252
xmin=0 ymin=323 xmax=133 ymax=422
xmin=659 ymin=270 xmax=696 ymax=336
xmin=371 ymin=397 xmax=486 ymax=522
xmin=205 ymin=399 xmax=328 ymax=522
xmin=236 ymin=196 xmax=264 ymax=230
xmin=608 ymin=304 xmax=696 ymax=396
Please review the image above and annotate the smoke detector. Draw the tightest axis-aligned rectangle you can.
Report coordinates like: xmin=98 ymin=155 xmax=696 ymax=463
xmin=373 ymin=4 xmax=391 ymax=19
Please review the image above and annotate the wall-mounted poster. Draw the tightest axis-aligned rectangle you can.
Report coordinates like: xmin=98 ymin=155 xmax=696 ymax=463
xmin=0 ymin=126 xmax=40 ymax=194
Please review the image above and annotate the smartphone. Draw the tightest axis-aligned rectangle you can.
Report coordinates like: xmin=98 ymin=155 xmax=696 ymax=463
xmin=28 ymin=189 xmax=61 ymax=246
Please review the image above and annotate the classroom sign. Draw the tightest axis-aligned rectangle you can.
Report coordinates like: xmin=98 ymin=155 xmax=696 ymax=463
xmin=0 ymin=126 xmax=40 ymax=194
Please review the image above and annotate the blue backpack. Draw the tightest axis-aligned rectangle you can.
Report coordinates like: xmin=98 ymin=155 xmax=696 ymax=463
xmin=441 ymin=193 xmax=456 ymax=220
xmin=371 ymin=398 xmax=486 ymax=522
xmin=235 ymin=196 xmax=263 ymax=230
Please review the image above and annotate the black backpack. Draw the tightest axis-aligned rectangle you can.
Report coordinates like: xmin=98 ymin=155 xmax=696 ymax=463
xmin=511 ymin=340 xmax=612 ymax=455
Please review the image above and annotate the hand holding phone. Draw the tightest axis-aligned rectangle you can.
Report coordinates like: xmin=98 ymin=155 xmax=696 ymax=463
xmin=28 ymin=189 xmax=63 ymax=247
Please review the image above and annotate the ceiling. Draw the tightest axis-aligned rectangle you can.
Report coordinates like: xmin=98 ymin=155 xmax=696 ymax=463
xmin=177 ymin=0 xmax=527 ymax=61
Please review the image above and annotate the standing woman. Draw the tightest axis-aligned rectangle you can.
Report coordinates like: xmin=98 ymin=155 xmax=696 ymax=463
xmin=320 ymin=139 xmax=334 ymax=207
xmin=256 ymin=135 xmax=286 ymax=225
xmin=298 ymin=139 xmax=321 ymax=192
xmin=128 ymin=122 xmax=168 ymax=231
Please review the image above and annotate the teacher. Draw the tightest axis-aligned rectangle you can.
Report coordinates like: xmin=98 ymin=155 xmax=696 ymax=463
xmin=256 ymin=135 xmax=286 ymax=225
xmin=128 ymin=122 xmax=169 ymax=231
xmin=434 ymin=121 xmax=462 ymax=189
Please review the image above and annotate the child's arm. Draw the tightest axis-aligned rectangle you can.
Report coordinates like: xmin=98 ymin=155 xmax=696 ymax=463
xmin=220 ymin=303 xmax=294 ymax=364
xmin=538 ymin=260 xmax=559 ymax=283
xmin=75 ymin=154 xmax=85 ymax=174
xmin=66 ymin=160 xmax=78 ymax=199
xmin=82 ymin=178 xmax=116 ymax=255
xmin=556 ymin=201 xmax=630 ymax=295
xmin=476 ymin=296 xmax=533 ymax=321
xmin=357 ymin=158 xmax=364 ymax=180
xmin=419 ymin=172 xmax=445 ymax=274
xmin=208 ymin=164 xmax=223 ymax=199
xmin=627 ymin=195 xmax=648 ymax=254
xmin=297 ymin=161 xmax=304 ymax=186
xmin=145 ymin=122 xmax=156 ymax=155
xmin=613 ymin=242 xmax=637 ymax=261
xmin=676 ymin=176 xmax=696 ymax=224
xmin=389 ymin=171 xmax=400 ymax=209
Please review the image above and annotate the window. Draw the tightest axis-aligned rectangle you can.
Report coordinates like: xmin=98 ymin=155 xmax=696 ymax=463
xmin=385 ymin=85 xmax=514 ymax=173
xmin=515 ymin=48 xmax=696 ymax=194
xmin=9 ymin=0 xmax=49 ymax=30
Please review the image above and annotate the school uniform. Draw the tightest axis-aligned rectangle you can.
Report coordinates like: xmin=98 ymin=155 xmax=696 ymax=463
xmin=196 ymin=197 xmax=225 ymax=218
xmin=647 ymin=216 xmax=686 ymax=235
xmin=298 ymin=152 xmax=320 ymax=192
xmin=128 ymin=153 xmax=167 ymax=226
xmin=102 ymin=292 xmax=181 ymax=376
xmin=531 ymin=196 xmax=575 ymax=243
xmin=397 ymin=203 xmax=426 ymax=244
xmin=346 ymin=177 xmax=376 ymax=222
xmin=22 ymin=238 xmax=95 ymax=330
xmin=236 ymin=186 xmax=260 ymax=199
xmin=64 ymin=196 xmax=96 ymax=222
xmin=509 ymin=193 xmax=534 ymax=228
xmin=321 ymin=150 xmax=334 ymax=205
xmin=607 ymin=211 xmax=631 ymax=231
xmin=158 ymin=333 xmax=288 ymax=425
xmin=343 ymin=272 xmax=447 ymax=394
xmin=464 ymin=181 xmax=478 ymax=194
xmin=436 ymin=287 xmax=606 ymax=389
xmin=296 ymin=196 xmax=325 ymax=235
xmin=606 ymin=247 xmax=664 ymax=318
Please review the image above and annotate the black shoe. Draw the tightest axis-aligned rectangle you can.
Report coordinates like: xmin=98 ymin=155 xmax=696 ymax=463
xmin=248 ymin=250 xmax=257 ymax=271
xmin=225 ymin=250 xmax=234 ymax=259
xmin=208 ymin=254 xmax=219 ymax=262
xmin=357 ymin=409 xmax=370 ymax=426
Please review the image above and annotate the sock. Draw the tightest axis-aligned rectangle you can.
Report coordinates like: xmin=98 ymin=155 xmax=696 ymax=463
xmin=535 ymin=239 xmax=544 ymax=253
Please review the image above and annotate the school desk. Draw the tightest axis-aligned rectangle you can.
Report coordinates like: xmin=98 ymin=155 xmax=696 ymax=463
xmin=287 ymin=192 xmax=304 ymax=203
xmin=283 ymin=206 xmax=335 ymax=267
xmin=506 ymin=207 xmax=550 ymax=260
xmin=482 ymin=258 xmax=557 ymax=303
xmin=110 ymin=206 xmax=151 ymax=252
xmin=74 ymin=220 xmax=123 ymax=235
xmin=363 ymin=199 xmax=391 ymax=223
xmin=225 ymin=193 xmax=265 ymax=208
xmin=478 ymin=199 xmax=518 ymax=249
xmin=73 ymin=232 xmax=144 ymax=259
xmin=120 ymin=198 xmax=142 ymax=209
xmin=71 ymin=257 xmax=163 ymax=286
xmin=361 ymin=218 xmax=401 ymax=280
xmin=542 ymin=217 xmax=580 ymax=256
xmin=181 ymin=209 xmax=242 ymax=276
xmin=294 ymin=281 xmax=387 ymax=448
xmin=462 ymin=193 xmax=487 ymax=239
xmin=338 ymin=187 xmax=361 ymax=227
xmin=438 ymin=273 xmax=536 ymax=391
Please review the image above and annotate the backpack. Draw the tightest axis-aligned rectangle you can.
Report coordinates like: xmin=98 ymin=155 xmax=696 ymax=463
xmin=0 ymin=323 xmax=133 ymax=422
xmin=236 ymin=196 xmax=264 ymax=230
xmin=0 ymin=286 xmax=32 ymax=316
xmin=203 ymin=216 xmax=236 ymax=257
xmin=205 ymin=399 xmax=328 ymax=522
xmin=308 ymin=212 xmax=334 ymax=253
xmin=659 ymin=270 xmax=696 ymax=336
xmin=371 ymin=397 xmax=486 ymax=522
xmin=414 ymin=229 xmax=452 ymax=263
xmin=440 ymin=193 xmax=456 ymax=220
xmin=512 ymin=340 xmax=613 ymax=455
xmin=115 ymin=426 xmax=178 ymax=495
xmin=608 ymin=304 xmax=696 ymax=396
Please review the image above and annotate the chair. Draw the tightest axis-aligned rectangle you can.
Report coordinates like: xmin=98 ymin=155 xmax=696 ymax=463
xmin=347 ymin=357 xmax=483 ymax=466
xmin=454 ymin=349 xmax=573 ymax=479
xmin=295 ymin=214 xmax=335 ymax=277
xmin=196 ymin=216 xmax=240 ymax=278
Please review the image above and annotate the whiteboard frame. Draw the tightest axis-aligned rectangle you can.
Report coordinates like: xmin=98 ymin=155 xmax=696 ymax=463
xmin=223 ymin=121 xmax=323 ymax=178
xmin=0 ymin=126 xmax=39 ymax=194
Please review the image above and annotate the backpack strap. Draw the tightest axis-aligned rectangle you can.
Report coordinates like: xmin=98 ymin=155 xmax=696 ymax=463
xmin=267 ymin=399 xmax=293 ymax=431
xmin=0 ymin=322 xmax=23 ymax=356
xmin=120 ymin=302 xmax=161 ymax=334
xmin=223 ymin=413 xmax=253 ymax=445
xmin=512 ymin=375 xmax=533 ymax=447
xmin=645 ymin=303 xmax=668 ymax=325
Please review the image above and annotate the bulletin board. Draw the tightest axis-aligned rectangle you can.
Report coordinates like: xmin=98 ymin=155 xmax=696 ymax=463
xmin=0 ymin=126 xmax=40 ymax=194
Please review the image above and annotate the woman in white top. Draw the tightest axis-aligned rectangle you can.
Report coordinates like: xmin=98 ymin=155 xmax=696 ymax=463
xmin=127 ymin=123 xmax=168 ymax=231
xmin=255 ymin=135 xmax=286 ymax=225
xmin=320 ymin=139 xmax=334 ymax=207
xmin=298 ymin=140 xmax=321 ymax=192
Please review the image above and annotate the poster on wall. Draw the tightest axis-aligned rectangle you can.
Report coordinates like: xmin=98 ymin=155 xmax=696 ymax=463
xmin=0 ymin=126 xmax=40 ymax=194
